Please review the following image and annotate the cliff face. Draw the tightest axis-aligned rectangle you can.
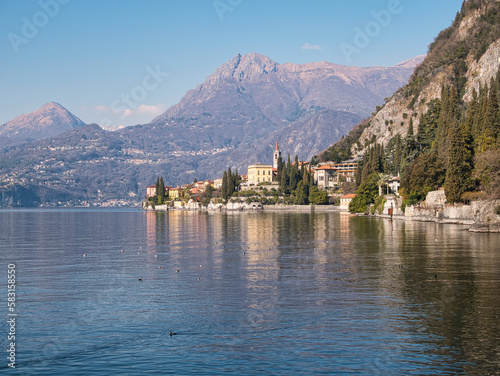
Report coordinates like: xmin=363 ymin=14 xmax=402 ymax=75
xmin=351 ymin=0 xmax=500 ymax=157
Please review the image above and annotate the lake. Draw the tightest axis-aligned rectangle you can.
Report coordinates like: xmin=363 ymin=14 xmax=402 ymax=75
xmin=1 ymin=209 xmax=499 ymax=375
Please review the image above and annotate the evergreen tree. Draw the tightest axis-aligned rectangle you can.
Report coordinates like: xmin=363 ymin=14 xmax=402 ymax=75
xmin=276 ymin=155 xmax=283 ymax=183
xmin=309 ymin=185 xmax=329 ymax=205
xmin=221 ymin=171 xmax=228 ymax=200
xmin=349 ymin=173 xmax=379 ymax=213
xmin=235 ymin=169 xmax=241 ymax=189
xmin=159 ymin=177 xmax=165 ymax=202
xmin=354 ymin=159 xmax=363 ymax=186
xmin=445 ymin=122 xmax=473 ymax=203
xmin=227 ymin=168 xmax=234 ymax=197
xmin=394 ymin=134 xmax=403 ymax=173
xmin=155 ymin=177 xmax=160 ymax=199
xmin=438 ymin=86 xmax=460 ymax=165
xmin=294 ymin=180 xmax=309 ymax=205
xmin=480 ymin=82 xmax=500 ymax=151
xmin=408 ymin=117 xmax=414 ymax=136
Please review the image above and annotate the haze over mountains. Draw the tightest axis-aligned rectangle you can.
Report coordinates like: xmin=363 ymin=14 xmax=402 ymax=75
xmin=0 ymin=53 xmax=423 ymax=206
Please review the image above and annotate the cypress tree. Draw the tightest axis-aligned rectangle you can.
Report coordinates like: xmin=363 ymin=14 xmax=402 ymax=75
xmin=159 ymin=177 xmax=165 ymax=202
xmin=394 ymin=135 xmax=402 ymax=174
xmin=276 ymin=155 xmax=283 ymax=183
xmin=221 ymin=171 xmax=228 ymax=200
xmin=227 ymin=168 xmax=234 ymax=197
xmin=480 ymin=83 xmax=500 ymax=151
xmin=155 ymin=177 xmax=160 ymax=198
xmin=408 ymin=117 xmax=414 ymax=136
xmin=445 ymin=122 xmax=472 ymax=203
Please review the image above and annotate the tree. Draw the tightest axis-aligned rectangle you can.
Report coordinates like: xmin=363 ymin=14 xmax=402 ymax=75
xmin=349 ymin=173 xmax=379 ymax=213
xmin=155 ymin=177 xmax=160 ymax=199
xmin=309 ymin=185 xmax=329 ymax=205
xmin=408 ymin=117 xmax=414 ymax=136
xmin=221 ymin=171 xmax=228 ymax=200
xmin=474 ymin=149 xmax=500 ymax=198
xmin=159 ymin=177 xmax=165 ymax=203
xmin=400 ymin=151 xmax=445 ymax=201
xmin=445 ymin=122 xmax=473 ymax=203
xmin=293 ymin=180 xmax=309 ymax=205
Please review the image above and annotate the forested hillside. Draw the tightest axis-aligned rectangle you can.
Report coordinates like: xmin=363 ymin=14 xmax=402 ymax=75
xmin=321 ymin=0 xmax=500 ymax=206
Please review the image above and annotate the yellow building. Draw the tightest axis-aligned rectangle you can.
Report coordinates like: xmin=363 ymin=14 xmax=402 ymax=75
xmin=247 ymin=164 xmax=273 ymax=185
xmin=168 ymin=187 xmax=183 ymax=199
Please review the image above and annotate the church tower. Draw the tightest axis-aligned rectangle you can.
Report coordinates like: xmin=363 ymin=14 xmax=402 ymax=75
xmin=273 ymin=140 xmax=281 ymax=169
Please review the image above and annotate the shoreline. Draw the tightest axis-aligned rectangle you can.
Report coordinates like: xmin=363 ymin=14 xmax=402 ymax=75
xmin=145 ymin=201 xmax=500 ymax=233
xmin=368 ymin=212 xmax=500 ymax=233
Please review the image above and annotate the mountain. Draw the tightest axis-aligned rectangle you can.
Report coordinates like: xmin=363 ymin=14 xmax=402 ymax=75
xmin=0 ymin=54 xmax=422 ymax=206
xmin=0 ymin=102 xmax=86 ymax=147
xmin=321 ymin=0 xmax=500 ymax=202
xmin=148 ymin=53 xmax=424 ymax=165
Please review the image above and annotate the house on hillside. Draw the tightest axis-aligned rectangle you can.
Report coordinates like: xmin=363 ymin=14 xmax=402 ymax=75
xmin=314 ymin=165 xmax=337 ymax=189
xmin=333 ymin=160 xmax=358 ymax=182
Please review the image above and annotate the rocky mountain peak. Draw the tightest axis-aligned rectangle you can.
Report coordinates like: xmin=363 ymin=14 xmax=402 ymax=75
xmin=211 ymin=52 xmax=278 ymax=82
xmin=0 ymin=102 xmax=86 ymax=147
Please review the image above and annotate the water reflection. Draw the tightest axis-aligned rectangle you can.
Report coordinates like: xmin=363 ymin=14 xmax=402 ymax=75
xmin=2 ymin=209 xmax=499 ymax=374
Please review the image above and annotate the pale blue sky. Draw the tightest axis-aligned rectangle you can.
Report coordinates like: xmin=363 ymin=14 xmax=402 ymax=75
xmin=0 ymin=0 xmax=464 ymax=127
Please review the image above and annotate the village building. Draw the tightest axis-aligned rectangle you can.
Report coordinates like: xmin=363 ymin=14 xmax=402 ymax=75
xmin=332 ymin=160 xmax=358 ymax=182
xmin=388 ymin=176 xmax=400 ymax=195
xmin=246 ymin=141 xmax=283 ymax=185
xmin=247 ymin=164 xmax=273 ymax=185
xmin=146 ymin=185 xmax=156 ymax=198
xmin=168 ymin=187 xmax=183 ymax=199
xmin=146 ymin=185 xmax=170 ymax=198
xmin=314 ymin=165 xmax=337 ymax=189
xmin=214 ymin=178 xmax=223 ymax=189
xmin=340 ymin=194 xmax=356 ymax=210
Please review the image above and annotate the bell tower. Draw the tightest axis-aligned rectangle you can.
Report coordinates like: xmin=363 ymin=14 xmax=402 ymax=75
xmin=273 ymin=140 xmax=281 ymax=169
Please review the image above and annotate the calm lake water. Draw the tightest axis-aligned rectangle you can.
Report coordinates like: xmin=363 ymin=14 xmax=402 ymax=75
xmin=0 ymin=209 xmax=499 ymax=375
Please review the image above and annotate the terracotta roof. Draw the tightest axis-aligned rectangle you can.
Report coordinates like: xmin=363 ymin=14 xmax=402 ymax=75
xmin=316 ymin=165 xmax=337 ymax=170
xmin=341 ymin=194 xmax=356 ymax=199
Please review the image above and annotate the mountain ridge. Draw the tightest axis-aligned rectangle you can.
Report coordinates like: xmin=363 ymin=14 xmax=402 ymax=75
xmin=0 ymin=53 xmax=423 ymax=206
xmin=0 ymin=102 xmax=86 ymax=147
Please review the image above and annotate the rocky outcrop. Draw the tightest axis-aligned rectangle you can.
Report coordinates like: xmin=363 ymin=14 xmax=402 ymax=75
xmin=463 ymin=38 xmax=500 ymax=102
xmin=352 ymin=2 xmax=500 ymax=157
xmin=404 ymin=190 xmax=500 ymax=231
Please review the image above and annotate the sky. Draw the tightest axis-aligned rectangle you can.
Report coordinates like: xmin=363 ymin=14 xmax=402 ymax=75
xmin=0 ymin=0 xmax=464 ymax=128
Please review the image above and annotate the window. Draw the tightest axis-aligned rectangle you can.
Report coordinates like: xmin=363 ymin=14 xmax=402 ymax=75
xmin=257 ymin=178 xmax=260 ymax=182
xmin=257 ymin=170 xmax=260 ymax=175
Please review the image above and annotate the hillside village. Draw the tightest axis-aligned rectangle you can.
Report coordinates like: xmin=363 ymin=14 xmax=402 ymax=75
xmin=144 ymin=141 xmax=402 ymax=213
